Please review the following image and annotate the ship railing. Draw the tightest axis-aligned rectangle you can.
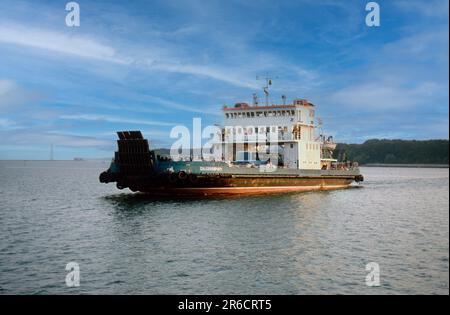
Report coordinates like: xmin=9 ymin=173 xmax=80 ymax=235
xmin=330 ymin=162 xmax=359 ymax=170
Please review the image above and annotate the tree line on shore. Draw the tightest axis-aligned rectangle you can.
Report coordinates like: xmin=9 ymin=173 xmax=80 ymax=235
xmin=333 ymin=139 xmax=449 ymax=165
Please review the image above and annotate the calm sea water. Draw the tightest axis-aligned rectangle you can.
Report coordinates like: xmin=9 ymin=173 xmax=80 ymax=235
xmin=0 ymin=161 xmax=448 ymax=295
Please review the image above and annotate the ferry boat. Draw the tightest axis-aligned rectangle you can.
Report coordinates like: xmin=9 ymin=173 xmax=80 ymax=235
xmin=99 ymin=86 xmax=363 ymax=196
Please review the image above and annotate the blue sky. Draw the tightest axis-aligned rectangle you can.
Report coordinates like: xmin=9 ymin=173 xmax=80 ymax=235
xmin=0 ymin=0 xmax=448 ymax=159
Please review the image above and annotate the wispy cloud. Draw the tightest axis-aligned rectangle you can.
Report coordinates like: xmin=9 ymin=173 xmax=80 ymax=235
xmin=0 ymin=130 xmax=113 ymax=148
xmin=0 ymin=23 xmax=130 ymax=64
xmin=0 ymin=19 xmax=312 ymax=91
xmin=330 ymin=81 xmax=445 ymax=110
xmin=59 ymin=114 xmax=178 ymax=127
xmin=0 ymin=79 xmax=41 ymax=113
xmin=140 ymin=94 xmax=222 ymax=115
xmin=394 ymin=0 xmax=449 ymax=18
xmin=0 ymin=22 xmax=259 ymax=89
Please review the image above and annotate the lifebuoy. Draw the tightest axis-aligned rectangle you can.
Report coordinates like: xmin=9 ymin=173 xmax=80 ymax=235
xmin=178 ymin=171 xmax=188 ymax=180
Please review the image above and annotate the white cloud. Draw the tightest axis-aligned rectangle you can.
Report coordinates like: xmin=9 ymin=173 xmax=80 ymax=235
xmin=330 ymin=81 xmax=444 ymax=110
xmin=0 ymin=118 xmax=14 ymax=128
xmin=0 ymin=131 xmax=113 ymax=148
xmin=0 ymin=23 xmax=129 ymax=64
xmin=0 ymin=22 xmax=312 ymax=91
xmin=60 ymin=114 xmax=177 ymax=127
xmin=0 ymin=79 xmax=41 ymax=112
xmin=150 ymin=62 xmax=259 ymax=90
xmin=0 ymin=79 xmax=15 ymax=95
xmin=140 ymin=94 xmax=222 ymax=115
xmin=395 ymin=0 xmax=449 ymax=18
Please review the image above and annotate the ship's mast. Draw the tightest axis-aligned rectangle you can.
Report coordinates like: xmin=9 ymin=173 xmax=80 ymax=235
xmin=257 ymin=75 xmax=276 ymax=106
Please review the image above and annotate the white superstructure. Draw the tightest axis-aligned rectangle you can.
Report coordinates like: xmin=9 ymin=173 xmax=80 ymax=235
xmin=214 ymin=97 xmax=335 ymax=170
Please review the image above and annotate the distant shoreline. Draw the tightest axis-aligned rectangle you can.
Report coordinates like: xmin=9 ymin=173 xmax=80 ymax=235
xmin=362 ymin=163 xmax=449 ymax=168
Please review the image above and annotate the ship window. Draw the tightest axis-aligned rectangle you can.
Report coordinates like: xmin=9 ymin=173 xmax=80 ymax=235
xmin=251 ymin=112 xmax=255 ymax=117
xmin=290 ymin=144 xmax=294 ymax=149
xmin=247 ymin=112 xmax=250 ymax=117
xmin=226 ymin=113 xmax=229 ymax=118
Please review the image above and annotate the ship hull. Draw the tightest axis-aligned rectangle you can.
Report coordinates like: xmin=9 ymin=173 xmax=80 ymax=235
xmin=134 ymin=184 xmax=352 ymax=196
xmin=115 ymin=174 xmax=357 ymax=196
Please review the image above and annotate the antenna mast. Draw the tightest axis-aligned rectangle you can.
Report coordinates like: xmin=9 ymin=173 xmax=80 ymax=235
xmin=257 ymin=74 xmax=276 ymax=106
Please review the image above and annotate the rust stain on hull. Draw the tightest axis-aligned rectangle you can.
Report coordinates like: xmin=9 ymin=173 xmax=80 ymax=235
xmin=139 ymin=184 xmax=352 ymax=196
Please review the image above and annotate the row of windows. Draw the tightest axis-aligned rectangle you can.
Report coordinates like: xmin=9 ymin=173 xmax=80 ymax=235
xmin=225 ymin=110 xmax=296 ymax=119
xmin=289 ymin=143 xmax=320 ymax=151
xmin=225 ymin=126 xmax=292 ymax=135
